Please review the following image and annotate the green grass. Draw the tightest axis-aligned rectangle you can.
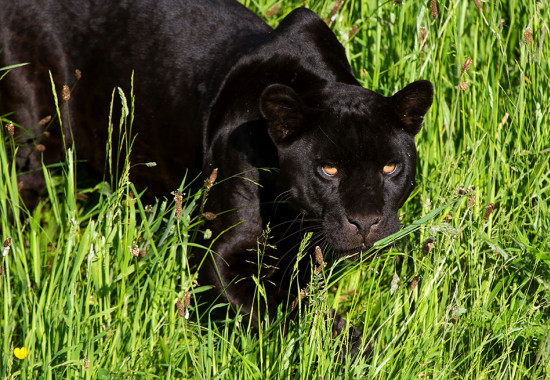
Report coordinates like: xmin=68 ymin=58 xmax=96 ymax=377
xmin=1 ymin=0 xmax=549 ymax=378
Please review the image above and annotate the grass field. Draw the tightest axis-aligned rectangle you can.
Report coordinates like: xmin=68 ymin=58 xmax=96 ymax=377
xmin=1 ymin=0 xmax=550 ymax=378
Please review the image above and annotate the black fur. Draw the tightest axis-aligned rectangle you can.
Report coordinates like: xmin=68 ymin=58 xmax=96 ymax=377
xmin=0 ymin=0 xmax=433 ymax=355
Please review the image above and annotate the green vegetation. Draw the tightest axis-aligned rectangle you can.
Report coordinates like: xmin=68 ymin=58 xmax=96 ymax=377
xmin=1 ymin=0 xmax=549 ymax=378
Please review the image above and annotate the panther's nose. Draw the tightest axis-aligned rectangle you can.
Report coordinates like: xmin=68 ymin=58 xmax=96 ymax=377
xmin=346 ymin=214 xmax=381 ymax=237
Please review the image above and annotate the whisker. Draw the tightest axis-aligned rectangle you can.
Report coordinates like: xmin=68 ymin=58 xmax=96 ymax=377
xmin=276 ymin=232 xmax=327 ymax=288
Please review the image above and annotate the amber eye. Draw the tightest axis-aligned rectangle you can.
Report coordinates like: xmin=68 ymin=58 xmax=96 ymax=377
xmin=383 ymin=163 xmax=397 ymax=174
xmin=322 ymin=165 xmax=338 ymax=176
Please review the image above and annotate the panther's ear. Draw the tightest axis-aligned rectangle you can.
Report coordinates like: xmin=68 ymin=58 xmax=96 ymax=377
xmin=392 ymin=80 xmax=433 ymax=135
xmin=260 ymin=84 xmax=305 ymax=145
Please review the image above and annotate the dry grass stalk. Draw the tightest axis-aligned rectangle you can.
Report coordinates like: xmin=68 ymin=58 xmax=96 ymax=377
xmin=290 ymin=289 xmax=307 ymax=311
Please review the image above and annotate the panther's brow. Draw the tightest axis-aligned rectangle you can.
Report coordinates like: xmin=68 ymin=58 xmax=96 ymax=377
xmin=318 ymin=126 xmax=338 ymax=147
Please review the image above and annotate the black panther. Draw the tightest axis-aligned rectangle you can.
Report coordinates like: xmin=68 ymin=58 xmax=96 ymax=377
xmin=0 ymin=0 xmax=433 ymax=354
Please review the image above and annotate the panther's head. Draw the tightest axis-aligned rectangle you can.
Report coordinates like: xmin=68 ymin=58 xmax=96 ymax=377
xmin=260 ymin=80 xmax=433 ymax=256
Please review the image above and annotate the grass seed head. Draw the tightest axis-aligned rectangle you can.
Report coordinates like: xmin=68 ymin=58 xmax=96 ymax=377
xmin=348 ymin=25 xmax=358 ymax=40
xmin=459 ymin=79 xmax=469 ymax=90
xmin=484 ymin=203 xmax=495 ymax=219
xmin=419 ymin=27 xmax=427 ymax=51
xmin=265 ymin=4 xmax=279 ymax=18
xmin=419 ymin=27 xmax=426 ymax=41
xmin=461 ymin=57 xmax=473 ymax=74
xmin=468 ymin=193 xmax=476 ymax=207
xmin=450 ymin=307 xmax=458 ymax=323
xmin=430 ymin=0 xmax=438 ymax=18
xmin=473 ymin=0 xmax=483 ymax=13
xmin=205 ymin=168 xmax=218 ymax=189
xmin=35 ymin=144 xmax=46 ymax=152
xmin=314 ymin=246 xmax=327 ymax=274
xmin=38 ymin=115 xmax=52 ymax=128
xmin=75 ymin=69 xmax=82 ymax=80
xmin=83 ymin=358 xmax=89 ymax=370
xmin=331 ymin=1 xmax=342 ymax=17
xmin=524 ymin=28 xmax=532 ymax=45
xmin=390 ymin=273 xmax=400 ymax=294
xmin=411 ymin=276 xmax=420 ymax=291
xmin=498 ymin=113 xmax=509 ymax=130
xmin=315 ymin=246 xmax=324 ymax=266
xmin=130 ymin=244 xmax=139 ymax=257
xmin=62 ymin=84 xmax=71 ymax=101
xmin=5 ymin=122 xmax=14 ymax=136
xmin=183 ymin=291 xmax=191 ymax=308
xmin=423 ymin=238 xmax=434 ymax=255
xmin=203 ymin=211 xmax=216 ymax=221
xmin=176 ymin=299 xmax=185 ymax=318
xmin=174 ymin=190 xmax=183 ymax=219
xmin=3 ymin=237 xmax=12 ymax=248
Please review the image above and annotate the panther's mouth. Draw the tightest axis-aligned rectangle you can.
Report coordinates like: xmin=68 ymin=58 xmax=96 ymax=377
xmin=334 ymin=236 xmax=396 ymax=261
xmin=337 ymin=244 xmax=376 ymax=261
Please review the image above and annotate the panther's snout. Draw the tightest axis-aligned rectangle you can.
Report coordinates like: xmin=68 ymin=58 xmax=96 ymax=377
xmin=346 ymin=214 xmax=382 ymax=238
xmin=334 ymin=213 xmax=386 ymax=254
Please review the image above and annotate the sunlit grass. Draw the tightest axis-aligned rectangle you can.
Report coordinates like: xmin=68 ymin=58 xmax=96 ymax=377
xmin=1 ymin=0 xmax=549 ymax=378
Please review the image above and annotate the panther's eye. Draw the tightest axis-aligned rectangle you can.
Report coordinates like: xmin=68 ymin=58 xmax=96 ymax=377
xmin=383 ymin=163 xmax=397 ymax=174
xmin=322 ymin=165 xmax=338 ymax=176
